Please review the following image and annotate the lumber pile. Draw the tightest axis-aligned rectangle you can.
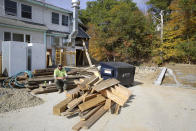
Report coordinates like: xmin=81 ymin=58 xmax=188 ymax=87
xmin=32 ymin=68 xmax=54 ymax=76
xmin=53 ymin=70 xmax=132 ymax=130
xmin=26 ymin=67 xmax=99 ymax=94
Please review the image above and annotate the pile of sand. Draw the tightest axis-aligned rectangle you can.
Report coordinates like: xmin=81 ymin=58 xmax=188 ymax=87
xmin=0 ymin=88 xmax=44 ymax=113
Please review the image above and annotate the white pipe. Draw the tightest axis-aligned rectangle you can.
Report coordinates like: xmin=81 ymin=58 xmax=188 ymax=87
xmin=68 ymin=0 xmax=80 ymax=47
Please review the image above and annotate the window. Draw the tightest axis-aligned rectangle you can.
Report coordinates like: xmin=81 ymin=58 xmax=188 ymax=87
xmin=25 ymin=35 xmax=31 ymax=43
xmin=62 ymin=37 xmax=68 ymax=46
xmin=62 ymin=15 xmax=68 ymax=26
xmin=51 ymin=36 xmax=60 ymax=46
xmin=52 ymin=12 xmax=59 ymax=24
xmin=13 ymin=33 xmax=24 ymax=42
xmin=21 ymin=4 xmax=32 ymax=19
xmin=4 ymin=32 xmax=11 ymax=41
xmin=4 ymin=0 xmax=17 ymax=16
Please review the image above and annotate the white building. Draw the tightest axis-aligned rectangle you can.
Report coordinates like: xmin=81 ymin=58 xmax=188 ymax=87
xmin=0 ymin=0 xmax=90 ymax=68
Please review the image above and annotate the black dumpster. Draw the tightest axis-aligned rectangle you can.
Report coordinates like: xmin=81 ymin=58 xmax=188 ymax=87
xmin=100 ymin=62 xmax=135 ymax=86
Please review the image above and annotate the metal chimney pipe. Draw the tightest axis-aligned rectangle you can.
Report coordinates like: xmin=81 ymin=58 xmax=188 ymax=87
xmin=69 ymin=0 xmax=80 ymax=47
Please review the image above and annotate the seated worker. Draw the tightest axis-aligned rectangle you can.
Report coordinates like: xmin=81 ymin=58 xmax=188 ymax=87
xmin=54 ymin=64 xmax=67 ymax=93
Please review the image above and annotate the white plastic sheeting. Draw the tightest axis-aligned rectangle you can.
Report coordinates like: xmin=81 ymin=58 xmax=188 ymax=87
xmin=2 ymin=41 xmax=46 ymax=77
xmin=2 ymin=41 xmax=27 ymax=77
xmin=28 ymin=43 xmax=46 ymax=71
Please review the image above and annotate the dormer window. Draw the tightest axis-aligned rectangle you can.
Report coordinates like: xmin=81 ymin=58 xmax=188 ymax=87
xmin=21 ymin=4 xmax=32 ymax=19
xmin=5 ymin=0 xmax=17 ymax=16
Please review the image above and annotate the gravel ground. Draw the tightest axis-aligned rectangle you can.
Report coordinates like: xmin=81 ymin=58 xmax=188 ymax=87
xmin=0 ymin=66 xmax=195 ymax=131
xmin=0 ymin=88 xmax=44 ymax=113
xmin=0 ymin=75 xmax=196 ymax=131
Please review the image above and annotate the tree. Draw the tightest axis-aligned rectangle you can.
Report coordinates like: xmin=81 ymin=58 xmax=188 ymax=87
xmin=159 ymin=0 xmax=196 ymax=63
xmin=79 ymin=0 xmax=154 ymax=63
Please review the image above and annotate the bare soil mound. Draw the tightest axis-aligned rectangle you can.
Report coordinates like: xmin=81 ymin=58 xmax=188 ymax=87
xmin=0 ymin=88 xmax=44 ymax=113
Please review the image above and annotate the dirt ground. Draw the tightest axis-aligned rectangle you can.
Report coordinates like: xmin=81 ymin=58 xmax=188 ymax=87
xmin=0 ymin=66 xmax=196 ymax=131
xmin=166 ymin=64 xmax=196 ymax=87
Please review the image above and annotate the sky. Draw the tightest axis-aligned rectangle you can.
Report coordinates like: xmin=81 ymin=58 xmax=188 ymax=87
xmin=45 ymin=0 xmax=149 ymax=12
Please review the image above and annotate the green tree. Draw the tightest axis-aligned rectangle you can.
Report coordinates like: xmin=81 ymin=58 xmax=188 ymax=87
xmin=159 ymin=0 xmax=196 ymax=63
xmin=80 ymin=0 xmax=154 ymax=63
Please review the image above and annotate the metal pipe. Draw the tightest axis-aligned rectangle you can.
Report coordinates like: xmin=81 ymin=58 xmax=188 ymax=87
xmin=68 ymin=0 xmax=80 ymax=47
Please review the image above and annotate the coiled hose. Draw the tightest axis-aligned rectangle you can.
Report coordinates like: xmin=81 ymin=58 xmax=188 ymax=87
xmin=2 ymin=71 xmax=33 ymax=88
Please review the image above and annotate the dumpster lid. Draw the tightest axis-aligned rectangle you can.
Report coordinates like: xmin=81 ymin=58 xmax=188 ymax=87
xmin=100 ymin=62 xmax=134 ymax=68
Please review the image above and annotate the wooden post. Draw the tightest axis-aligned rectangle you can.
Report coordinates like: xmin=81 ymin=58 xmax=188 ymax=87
xmin=82 ymin=40 xmax=92 ymax=67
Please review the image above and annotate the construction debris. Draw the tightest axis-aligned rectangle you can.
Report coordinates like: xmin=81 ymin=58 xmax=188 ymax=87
xmin=53 ymin=68 xmax=132 ymax=130
xmin=1 ymin=66 xmax=132 ymax=130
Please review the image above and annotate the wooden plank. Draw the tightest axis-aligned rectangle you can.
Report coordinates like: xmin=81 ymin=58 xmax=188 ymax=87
xmin=104 ymin=99 xmax=112 ymax=110
xmin=114 ymin=104 xmax=121 ymax=115
xmin=105 ymin=90 xmax=126 ymax=106
xmin=115 ymin=84 xmax=132 ymax=98
xmin=67 ymin=93 xmax=87 ymax=112
xmin=26 ymin=85 xmax=39 ymax=90
xmin=80 ymin=104 xmax=103 ymax=121
xmin=79 ymin=77 xmax=90 ymax=89
xmin=74 ymin=79 xmax=84 ymax=85
xmin=72 ymin=105 xmax=106 ymax=130
xmin=67 ymin=96 xmax=83 ymax=109
xmin=86 ymin=75 xmax=99 ymax=86
xmin=65 ymin=87 xmax=80 ymax=98
xmin=53 ymin=97 xmax=72 ymax=116
xmin=93 ymin=78 xmax=120 ymax=92
xmin=66 ymin=75 xmax=84 ymax=79
xmin=82 ymin=106 xmax=108 ymax=129
xmin=82 ymin=40 xmax=93 ymax=67
xmin=31 ymin=87 xmax=58 ymax=95
xmin=110 ymin=103 xmax=116 ymax=114
xmin=28 ymin=77 xmax=54 ymax=83
xmin=33 ymin=72 xmax=53 ymax=76
xmin=61 ymin=109 xmax=80 ymax=117
xmin=79 ymin=75 xmax=98 ymax=90
xmin=83 ymin=93 xmax=97 ymax=102
xmin=93 ymin=78 xmax=103 ymax=86
xmin=33 ymin=68 xmax=54 ymax=73
xmin=78 ymin=95 xmax=106 ymax=112
xmin=110 ymin=88 xmax=128 ymax=100
xmin=72 ymin=120 xmax=86 ymax=131
xmin=110 ymin=85 xmax=132 ymax=101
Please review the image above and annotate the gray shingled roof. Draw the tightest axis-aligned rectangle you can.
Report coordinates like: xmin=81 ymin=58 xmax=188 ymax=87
xmin=0 ymin=16 xmax=48 ymax=31
xmin=77 ymin=27 xmax=90 ymax=39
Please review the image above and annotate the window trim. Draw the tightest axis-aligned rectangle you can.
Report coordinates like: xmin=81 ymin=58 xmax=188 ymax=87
xmin=52 ymin=12 xmax=59 ymax=25
xmin=21 ymin=4 xmax=32 ymax=19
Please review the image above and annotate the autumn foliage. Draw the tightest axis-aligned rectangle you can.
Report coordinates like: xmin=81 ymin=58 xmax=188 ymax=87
xmin=80 ymin=0 xmax=196 ymax=64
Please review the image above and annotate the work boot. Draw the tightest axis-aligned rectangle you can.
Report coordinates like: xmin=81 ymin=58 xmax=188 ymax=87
xmin=58 ymin=89 xmax=63 ymax=94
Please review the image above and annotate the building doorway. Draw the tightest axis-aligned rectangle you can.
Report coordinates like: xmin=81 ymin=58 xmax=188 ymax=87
xmin=76 ymin=49 xmax=84 ymax=66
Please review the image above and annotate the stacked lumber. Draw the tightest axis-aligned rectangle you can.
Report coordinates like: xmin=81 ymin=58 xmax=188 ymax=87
xmin=27 ymin=67 xmax=99 ymax=95
xmin=33 ymin=68 xmax=54 ymax=76
xmin=53 ymin=71 xmax=132 ymax=130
